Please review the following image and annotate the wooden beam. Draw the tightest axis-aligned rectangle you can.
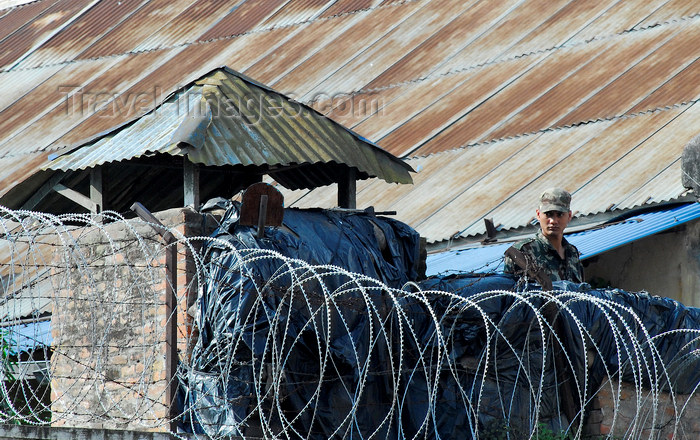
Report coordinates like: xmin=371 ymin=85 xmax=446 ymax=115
xmin=53 ymin=183 xmax=96 ymax=212
xmin=21 ymin=172 xmax=65 ymax=211
xmin=337 ymin=167 xmax=357 ymax=209
xmin=183 ymin=158 xmax=200 ymax=208
xmin=90 ymin=168 xmax=103 ymax=214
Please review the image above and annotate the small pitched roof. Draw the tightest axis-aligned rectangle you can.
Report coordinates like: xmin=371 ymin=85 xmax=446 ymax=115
xmin=46 ymin=66 xmax=413 ymax=189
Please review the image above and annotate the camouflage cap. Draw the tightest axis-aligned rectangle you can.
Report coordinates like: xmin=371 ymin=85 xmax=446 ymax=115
xmin=539 ymin=187 xmax=571 ymax=212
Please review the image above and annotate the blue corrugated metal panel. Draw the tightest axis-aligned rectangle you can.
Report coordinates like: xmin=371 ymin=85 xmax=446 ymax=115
xmin=6 ymin=320 xmax=51 ymax=352
xmin=426 ymin=203 xmax=700 ymax=276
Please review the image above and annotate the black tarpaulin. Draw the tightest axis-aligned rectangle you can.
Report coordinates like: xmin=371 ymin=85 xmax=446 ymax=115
xmin=183 ymin=202 xmax=700 ymax=438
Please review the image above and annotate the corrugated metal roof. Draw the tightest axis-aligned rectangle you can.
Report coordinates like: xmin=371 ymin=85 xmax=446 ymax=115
xmin=0 ymin=0 xmax=697 ymax=243
xmin=45 ymin=67 xmax=413 ymax=189
xmin=426 ymin=202 xmax=700 ymax=276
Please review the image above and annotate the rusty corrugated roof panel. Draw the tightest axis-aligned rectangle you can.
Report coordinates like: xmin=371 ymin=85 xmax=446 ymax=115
xmin=287 ymin=102 xmax=697 ymax=243
xmin=0 ymin=63 xmax=64 ymax=112
xmin=73 ymin=0 xmax=198 ymax=61
xmin=130 ymin=0 xmax=237 ymax=53
xmin=198 ymin=0 xmax=287 ymax=41
xmin=15 ymin=0 xmax=148 ymax=69
xmin=269 ymin=1 xmax=423 ymax=95
xmin=0 ymin=49 xmax=182 ymax=158
xmin=0 ymin=0 xmax=698 ymax=243
xmin=0 ymin=0 xmax=98 ymax=70
xmin=45 ymin=67 xmax=412 ymax=188
xmin=319 ymin=0 xmax=392 ymax=19
xmin=260 ymin=0 xmax=336 ymax=29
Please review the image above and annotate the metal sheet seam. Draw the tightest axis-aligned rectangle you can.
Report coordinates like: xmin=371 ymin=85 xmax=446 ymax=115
xmin=571 ymin=101 xmax=698 ymax=206
xmin=397 ymin=44 xmax=589 ymax=158
xmin=409 ymin=97 xmax=700 ymax=161
xmin=0 ymin=0 xmax=420 ymax=75
xmin=340 ymin=14 xmax=700 ymax=100
xmin=611 ymin=158 xmax=681 ymax=211
xmin=6 ymin=0 xmax=103 ymax=72
xmin=451 ymin=124 xmax=607 ymax=238
xmin=296 ymin=0 xmax=436 ymax=103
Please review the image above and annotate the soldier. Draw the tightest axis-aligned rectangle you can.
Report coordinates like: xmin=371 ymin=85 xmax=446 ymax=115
xmin=503 ymin=187 xmax=584 ymax=285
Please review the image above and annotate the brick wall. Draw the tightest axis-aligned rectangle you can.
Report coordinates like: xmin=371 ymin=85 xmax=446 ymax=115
xmin=583 ymin=377 xmax=700 ymax=439
xmin=49 ymin=207 xmax=214 ymax=431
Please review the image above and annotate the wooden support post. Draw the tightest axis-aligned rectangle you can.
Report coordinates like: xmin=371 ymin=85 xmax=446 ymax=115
xmin=164 ymin=240 xmax=178 ymax=434
xmin=90 ymin=168 xmax=103 ymax=215
xmin=338 ymin=167 xmax=357 ymax=209
xmin=184 ymin=158 xmax=200 ymax=209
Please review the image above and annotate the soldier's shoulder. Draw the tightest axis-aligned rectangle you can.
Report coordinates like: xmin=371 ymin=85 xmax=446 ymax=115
xmin=511 ymin=237 xmax=536 ymax=251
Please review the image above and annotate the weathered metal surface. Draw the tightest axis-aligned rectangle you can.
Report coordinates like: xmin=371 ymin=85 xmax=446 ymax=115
xmin=297 ymin=0 xmax=480 ymax=101
xmin=0 ymin=0 xmax=697 ymax=243
xmin=198 ymin=0 xmax=287 ymax=41
xmin=15 ymin=0 xmax=147 ymax=70
xmin=75 ymin=0 xmax=199 ymax=61
xmin=269 ymin=1 xmax=423 ymax=95
xmin=45 ymin=68 xmax=413 ymax=188
xmin=289 ymin=102 xmax=695 ymax=243
xmin=0 ymin=0 xmax=97 ymax=70
xmin=0 ymin=0 xmax=56 ymax=42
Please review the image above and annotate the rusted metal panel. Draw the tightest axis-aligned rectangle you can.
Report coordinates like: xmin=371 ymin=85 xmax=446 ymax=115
xmin=271 ymin=1 xmax=423 ymax=96
xmin=297 ymin=0 xmax=481 ymax=100
xmin=0 ymin=0 xmax=56 ymax=42
xmin=0 ymin=49 xmax=181 ymax=158
xmin=568 ymin=0 xmax=671 ymax=43
xmin=245 ymin=10 xmax=368 ymax=87
xmin=314 ymin=104 xmax=693 ymax=243
xmin=76 ymin=0 xmax=197 ymax=60
xmin=416 ymin=123 xmax=605 ymax=241
xmin=198 ymin=0 xmax=287 ymax=41
xmin=556 ymin=19 xmax=700 ymax=128
xmin=630 ymin=58 xmax=700 ymax=113
xmin=636 ymin=0 xmax=700 ymax=28
xmin=572 ymin=103 xmax=698 ymax=215
xmin=0 ymin=64 xmax=64 ymax=111
xmin=378 ymin=54 xmax=546 ymax=157
xmin=485 ymin=25 xmax=676 ymax=142
xmin=0 ymin=58 xmax=127 ymax=155
xmin=319 ymin=0 xmax=389 ymax=19
xmin=362 ymin=0 xmax=509 ymax=91
xmin=500 ymin=0 xmax=621 ymax=60
xmin=0 ymin=0 xmax=96 ymax=70
xmin=430 ymin=0 xmax=574 ymax=77
xmin=260 ymin=0 xmax=336 ymax=29
xmin=14 ymin=0 xmax=147 ymax=70
xmin=131 ymin=0 xmax=239 ymax=53
xmin=334 ymin=74 xmax=469 ymax=150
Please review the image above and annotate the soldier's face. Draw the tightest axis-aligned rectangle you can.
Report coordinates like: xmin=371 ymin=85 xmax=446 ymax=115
xmin=536 ymin=209 xmax=572 ymax=240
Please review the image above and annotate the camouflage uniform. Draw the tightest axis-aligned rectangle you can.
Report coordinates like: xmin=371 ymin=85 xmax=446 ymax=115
xmin=503 ymin=230 xmax=584 ymax=283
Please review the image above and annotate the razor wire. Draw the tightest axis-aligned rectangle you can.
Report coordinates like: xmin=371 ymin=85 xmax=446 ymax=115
xmin=0 ymin=208 xmax=697 ymax=439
